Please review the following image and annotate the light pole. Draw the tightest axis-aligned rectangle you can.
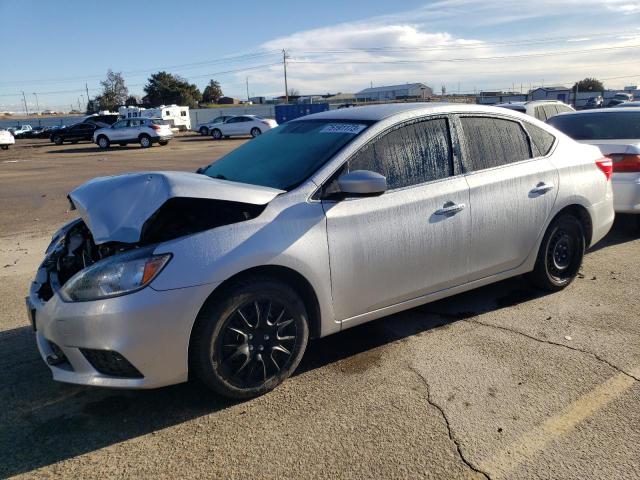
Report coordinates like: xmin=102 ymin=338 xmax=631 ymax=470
xmin=32 ymin=92 xmax=40 ymax=126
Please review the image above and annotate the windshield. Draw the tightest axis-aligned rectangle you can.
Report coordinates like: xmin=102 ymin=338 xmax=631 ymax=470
xmin=202 ymin=119 xmax=372 ymax=190
xmin=548 ymin=112 xmax=640 ymax=140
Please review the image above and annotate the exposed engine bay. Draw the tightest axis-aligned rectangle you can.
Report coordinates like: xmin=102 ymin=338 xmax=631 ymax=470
xmin=38 ymin=197 xmax=266 ymax=300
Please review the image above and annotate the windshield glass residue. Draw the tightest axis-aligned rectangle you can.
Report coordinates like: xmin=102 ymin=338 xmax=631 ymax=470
xmin=202 ymin=120 xmax=371 ymax=190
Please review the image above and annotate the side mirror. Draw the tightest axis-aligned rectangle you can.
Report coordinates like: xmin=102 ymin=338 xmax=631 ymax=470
xmin=337 ymin=170 xmax=387 ymax=197
xmin=195 ymin=167 xmax=205 ymax=174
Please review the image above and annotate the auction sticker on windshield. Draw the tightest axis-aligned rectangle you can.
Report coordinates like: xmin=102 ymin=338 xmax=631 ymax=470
xmin=319 ymin=124 xmax=367 ymax=134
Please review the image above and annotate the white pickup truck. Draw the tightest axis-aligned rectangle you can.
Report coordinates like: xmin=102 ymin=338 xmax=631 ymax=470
xmin=8 ymin=125 xmax=32 ymax=138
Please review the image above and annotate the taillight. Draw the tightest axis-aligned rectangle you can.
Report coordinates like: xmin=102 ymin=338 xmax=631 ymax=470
xmin=595 ymin=157 xmax=613 ymax=180
xmin=610 ymin=154 xmax=640 ymax=173
xmin=150 ymin=124 xmax=161 ymax=131
xmin=261 ymin=121 xmax=271 ymax=126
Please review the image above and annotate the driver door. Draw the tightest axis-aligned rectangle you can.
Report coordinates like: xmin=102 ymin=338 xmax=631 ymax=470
xmin=322 ymin=117 xmax=470 ymax=322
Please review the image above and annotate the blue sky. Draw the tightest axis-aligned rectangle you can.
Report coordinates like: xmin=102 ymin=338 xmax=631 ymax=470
xmin=1 ymin=0 xmax=639 ymax=112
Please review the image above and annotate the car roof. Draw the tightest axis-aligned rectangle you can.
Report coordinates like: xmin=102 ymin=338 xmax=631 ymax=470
xmin=297 ymin=102 xmax=533 ymax=122
xmin=552 ymin=107 xmax=640 ymax=117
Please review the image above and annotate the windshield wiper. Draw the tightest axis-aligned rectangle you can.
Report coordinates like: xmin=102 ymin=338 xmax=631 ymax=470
xmin=212 ymin=174 xmax=227 ymax=180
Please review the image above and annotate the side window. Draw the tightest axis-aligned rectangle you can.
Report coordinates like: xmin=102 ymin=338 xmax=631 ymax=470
xmin=346 ymin=118 xmax=454 ymax=190
xmin=534 ymin=106 xmax=547 ymax=122
xmin=227 ymin=117 xmax=239 ymax=123
xmin=556 ymin=104 xmax=573 ymax=114
xmin=459 ymin=116 xmax=532 ymax=172
xmin=180 ymin=111 xmax=187 ymax=116
xmin=113 ymin=120 xmax=127 ymax=129
xmin=524 ymin=123 xmax=556 ymax=157
xmin=129 ymin=119 xmax=143 ymax=127
xmin=165 ymin=110 xmax=170 ymax=116
xmin=543 ymin=105 xmax=559 ymax=120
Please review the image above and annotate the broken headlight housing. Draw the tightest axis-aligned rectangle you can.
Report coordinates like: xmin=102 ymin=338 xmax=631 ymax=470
xmin=59 ymin=247 xmax=171 ymax=302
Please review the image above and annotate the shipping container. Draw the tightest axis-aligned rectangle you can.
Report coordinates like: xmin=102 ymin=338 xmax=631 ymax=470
xmin=275 ymin=103 xmax=329 ymax=124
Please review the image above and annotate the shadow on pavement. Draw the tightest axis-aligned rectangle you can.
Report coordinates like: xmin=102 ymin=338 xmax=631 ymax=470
xmin=0 ymin=221 xmax=635 ymax=477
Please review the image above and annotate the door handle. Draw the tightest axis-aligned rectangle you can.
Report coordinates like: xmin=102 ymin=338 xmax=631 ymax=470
xmin=530 ymin=182 xmax=555 ymax=195
xmin=435 ymin=202 xmax=466 ymax=216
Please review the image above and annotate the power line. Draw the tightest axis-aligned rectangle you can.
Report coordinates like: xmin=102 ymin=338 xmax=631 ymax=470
xmin=289 ymin=44 xmax=640 ymax=65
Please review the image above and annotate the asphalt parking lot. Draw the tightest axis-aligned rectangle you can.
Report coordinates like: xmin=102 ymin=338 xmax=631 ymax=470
xmin=1 ymin=137 xmax=639 ymax=479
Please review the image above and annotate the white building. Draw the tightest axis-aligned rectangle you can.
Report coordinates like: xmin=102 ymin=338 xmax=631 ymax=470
xmin=118 ymin=104 xmax=191 ymax=131
xmin=356 ymin=83 xmax=433 ymax=102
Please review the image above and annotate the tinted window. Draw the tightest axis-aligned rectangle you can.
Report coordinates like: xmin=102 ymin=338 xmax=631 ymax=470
xmin=212 ymin=116 xmax=226 ymax=123
xmin=226 ymin=117 xmax=240 ymax=123
xmin=203 ymin=120 xmax=371 ymax=190
xmin=543 ymin=105 xmax=559 ymax=120
xmin=460 ymin=116 xmax=532 ymax=172
xmin=525 ymin=123 xmax=555 ymax=156
xmin=347 ymin=118 xmax=453 ymax=190
xmin=548 ymin=112 xmax=640 ymax=140
xmin=112 ymin=120 xmax=127 ymax=129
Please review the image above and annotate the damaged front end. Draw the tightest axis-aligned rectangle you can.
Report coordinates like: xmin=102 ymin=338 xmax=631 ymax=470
xmin=35 ymin=171 xmax=281 ymax=302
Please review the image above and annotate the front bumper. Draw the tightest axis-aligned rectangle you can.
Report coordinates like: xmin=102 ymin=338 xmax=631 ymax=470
xmin=28 ymin=268 xmax=215 ymax=389
xmin=612 ymin=172 xmax=640 ymax=214
xmin=151 ymin=134 xmax=173 ymax=143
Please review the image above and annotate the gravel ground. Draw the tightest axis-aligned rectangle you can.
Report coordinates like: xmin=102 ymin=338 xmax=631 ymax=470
xmin=0 ymin=137 xmax=638 ymax=479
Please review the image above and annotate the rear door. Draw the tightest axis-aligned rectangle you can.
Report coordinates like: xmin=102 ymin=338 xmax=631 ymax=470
xmin=456 ymin=115 xmax=559 ymax=280
xmin=322 ymin=116 xmax=470 ymax=321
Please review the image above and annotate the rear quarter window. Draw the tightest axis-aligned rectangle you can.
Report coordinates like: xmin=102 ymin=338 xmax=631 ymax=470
xmin=525 ymin=123 xmax=556 ymax=156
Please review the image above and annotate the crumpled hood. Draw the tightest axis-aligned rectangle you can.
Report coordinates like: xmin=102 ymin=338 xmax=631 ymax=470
xmin=68 ymin=171 xmax=284 ymax=244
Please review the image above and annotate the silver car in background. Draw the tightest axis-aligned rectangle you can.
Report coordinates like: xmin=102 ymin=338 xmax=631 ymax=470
xmin=548 ymin=108 xmax=640 ymax=227
xmin=28 ymin=104 xmax=614 ymax=399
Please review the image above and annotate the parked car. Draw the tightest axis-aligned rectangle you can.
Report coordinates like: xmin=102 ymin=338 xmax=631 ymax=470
xmin=7 ymin=124 xmax=32 ymax=138
xmin=584 ymin=96 xmax=604 ymax=109
xmin=194 ymin=115 xmax=234 ymax=135
xmin=83 ymin=114 xmax=120 ymax=128
xmin=28 ymin=104 xmax=613 ymax=399
xmin=548 ymin=108 xmax=640 ymax=226
xmin=93 ymin=117 xmax=173 ymax=149
xmin=606 ymin=93 xmax=633 ymax=107
xmin=616 ymin=101 xmax=640 ymax=108
xmin=0 ymin=128 xmax=15 ymax=149
xmin=209 ymin=115 xmax=278 ymax=139
xmin=50 ymin=122 xmax=99 ymax=145
xmin=495 ymin=100 xmax=574 ymax=122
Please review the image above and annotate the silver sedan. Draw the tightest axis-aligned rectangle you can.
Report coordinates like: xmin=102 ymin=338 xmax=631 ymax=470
xmin=28 ymin=103 xmax=614 ymax=398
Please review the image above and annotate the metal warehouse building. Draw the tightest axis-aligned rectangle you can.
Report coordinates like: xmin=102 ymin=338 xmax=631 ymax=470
xmin=356 ymin=83 xmax=433 ymax=102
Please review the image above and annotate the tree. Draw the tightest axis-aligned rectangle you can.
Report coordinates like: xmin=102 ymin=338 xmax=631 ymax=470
xmin=202 ymin=80 xmax=223 ymax=104
xmin=287 ymin=87 xmax=299 ymax=97
xmin=143 ymin=71 xmax=202 ymax=108
xmin=125 ymin=95 xmax=141 ymax=106
xmin=572 ymin=78 xmax=604 ymax=93
xmin=98 ymin=70 xmax=128 ymax=111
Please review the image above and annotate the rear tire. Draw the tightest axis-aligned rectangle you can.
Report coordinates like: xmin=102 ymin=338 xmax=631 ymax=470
xmin=211 ymin=129 xmax=222 ymax=140
xmin=159 ymin=140 xmax=168 ymax=146
xmin=528 ymin=214 xmax=585 ymax=291
xmin=250 ymin=127 xmax=262 ymax=138
xmin=139 ymin=135 xmax=151 ymax=148
xmin=199 ymin=126 xmax=209 ymax=136
xmin=0 ymin=145 xmax=8 ymax=150
xmin=190 ymin=276 xmax=309 ymax=399
xmin=97 ymin=136 xmax=110 ymax=149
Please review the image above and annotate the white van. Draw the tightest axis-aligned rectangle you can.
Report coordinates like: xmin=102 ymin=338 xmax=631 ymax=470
xmin=118 ymin=105 xmax=191 ymax=131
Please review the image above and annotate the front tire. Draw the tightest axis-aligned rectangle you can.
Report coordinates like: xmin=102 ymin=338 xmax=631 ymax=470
xmin=139 ymin=134 xmax=151 ymax=148
xmin=191 ymin=276 xmax=309 ymax=399
xmin=159 ymin=140 xmax=168 ymax=146
xmin=250 ymin=127 xmax=262 ymax=138
xmin=97 ymin=136 xmax=110 ymax=149
xmin=528 ymin=214 xmax=585 ymax=291
xmin=53 ymin=136 xmax=63 ymax=145
xmin=0 ymin=145 xmax=8 ymax=150
xmin=211 ymin=128 xmax=222 ymax=140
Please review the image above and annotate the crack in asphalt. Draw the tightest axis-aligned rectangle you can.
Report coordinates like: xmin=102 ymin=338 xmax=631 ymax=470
xmin=465 ymin=319 xmax=640 ymax=383
xmin=408 ymin=365 xmax=492 ymax=480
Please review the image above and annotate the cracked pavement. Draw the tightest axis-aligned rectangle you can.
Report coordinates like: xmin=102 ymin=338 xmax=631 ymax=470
xmin=1 ymin=138 xmax=639 ymax=479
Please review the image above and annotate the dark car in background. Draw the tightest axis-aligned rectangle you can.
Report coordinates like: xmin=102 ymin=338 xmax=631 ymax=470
xmin=50 ymin=122 xmax=99 ymax=145
xmin=83 ymin=114 xmax=120 ymax=128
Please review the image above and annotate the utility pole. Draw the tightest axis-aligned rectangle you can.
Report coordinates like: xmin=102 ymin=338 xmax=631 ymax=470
xmin=77 ymin=98 xmax=81 ymax=112
xmin=282 ymin=49 xmax=289 ymax=104
xmin=32 ymin=92 xmax=40 ymax=126
xmin=85 ymin=83 xmax=90 ymax=111
xmin=22 ymin=91 xmax=29 ymax=116
xmin=575 ymin=82 xmax=579 ymax=108
xmin=246 ymin=77 xmax=250 ymax=103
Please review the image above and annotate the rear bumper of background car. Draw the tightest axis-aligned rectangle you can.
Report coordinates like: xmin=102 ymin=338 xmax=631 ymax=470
xmin=612 ymin=172 xmax=640 ymax=214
